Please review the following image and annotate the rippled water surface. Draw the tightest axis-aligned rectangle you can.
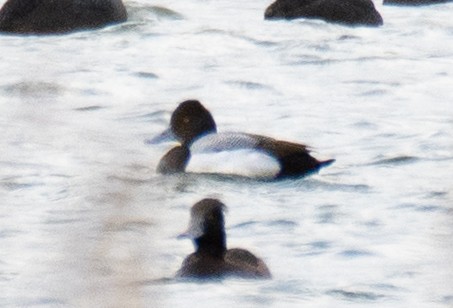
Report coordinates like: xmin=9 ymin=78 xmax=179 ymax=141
xmin=1 ymin=0 xmax=452 ymax=307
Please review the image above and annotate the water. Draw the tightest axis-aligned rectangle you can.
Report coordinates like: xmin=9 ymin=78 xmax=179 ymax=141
xmin=1 ymin=0 xmax=452 ymax=307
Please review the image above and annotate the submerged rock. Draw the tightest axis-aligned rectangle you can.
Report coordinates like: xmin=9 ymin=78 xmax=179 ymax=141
xmin=0 ymin=0 xmax=127 ymax=35
xmin=383 ymin=0 xmax=452 ymax=5
xmin=264 ymin=0 xmax=383 ymax=27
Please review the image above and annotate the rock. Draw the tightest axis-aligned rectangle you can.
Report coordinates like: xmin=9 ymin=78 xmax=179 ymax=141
xmin=264 ymin=0 xmax=383 ymax=27
xmin=383 ymin=0 xmax=452 ymax=5
xmin=0 ymin=0 xmax=127 ymax=35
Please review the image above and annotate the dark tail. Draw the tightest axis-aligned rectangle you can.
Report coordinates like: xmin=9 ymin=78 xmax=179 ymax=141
xmin=318 ymin=159 xmax=335 ymax=169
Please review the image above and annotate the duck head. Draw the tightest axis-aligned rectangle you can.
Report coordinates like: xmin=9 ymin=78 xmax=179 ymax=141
xmin=148 ymin=100 xmax=217 ymax=146
xmin=180 ymin=198 xmax=227 ymax=258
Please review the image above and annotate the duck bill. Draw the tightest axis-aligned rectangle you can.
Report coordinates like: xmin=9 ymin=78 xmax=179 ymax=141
xmin=145 ymin=128 xmax=176 ymax=145
xmin=177 ymin=219 xmax=203 ymax=240
xmin=177 ymin=232 xmax=191 ymax=240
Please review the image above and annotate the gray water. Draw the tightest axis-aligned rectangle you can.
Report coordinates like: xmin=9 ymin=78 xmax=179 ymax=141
xmin=1 ymin=0 xmax=452 ymax=307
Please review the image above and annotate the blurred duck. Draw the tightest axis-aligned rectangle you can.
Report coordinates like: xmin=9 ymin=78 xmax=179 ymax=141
xmin=176 ymin=198 xmax=271 ymax=279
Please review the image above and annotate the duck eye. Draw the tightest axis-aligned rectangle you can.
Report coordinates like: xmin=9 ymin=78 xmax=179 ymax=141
xmin=183 ymin=117 xmax=190 ymax=124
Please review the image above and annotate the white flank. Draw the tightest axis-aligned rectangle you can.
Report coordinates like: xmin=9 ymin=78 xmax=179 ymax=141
xmin=186 ymin=149 xmax=281 ymax=179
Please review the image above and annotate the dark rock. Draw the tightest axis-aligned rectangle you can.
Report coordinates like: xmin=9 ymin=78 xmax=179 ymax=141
xmin=383 ymin=0 xmax=452 ymax=5
xmin=264 ymin=0 xmax=383 ymax=27
xmin=0 ymin=0 xmax=127 ymax=35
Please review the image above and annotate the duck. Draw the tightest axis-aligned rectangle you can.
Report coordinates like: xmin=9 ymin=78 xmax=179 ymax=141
xmin=264 ymin=0 xmax=383 ymax=27
xmin=0 ymin=0 xmax=127 ymax=35
xmin=176 ymin=198 xmax=271 ymax=279
xmin=148 ymin=100 xmax=334 ymax=180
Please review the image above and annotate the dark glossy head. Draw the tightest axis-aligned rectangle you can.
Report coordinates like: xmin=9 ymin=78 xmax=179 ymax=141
xmin=170 ymin=100 xmax=217 ymax=146
xmin=183 ymin=198 xmax=226 ymax=257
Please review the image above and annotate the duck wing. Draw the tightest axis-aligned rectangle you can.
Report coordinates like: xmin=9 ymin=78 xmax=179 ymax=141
xmin=190 ymin=132 xmax=260 ymax=152
xmin=176 ymin=253 xmax=228 ymax=279
xmin=225 ymin=248 xmax=271 ymax=279
xmin=250 ymin=134 xmax=334 ymax=178
xmin=187 ymin=133 xmax=281 ymax=179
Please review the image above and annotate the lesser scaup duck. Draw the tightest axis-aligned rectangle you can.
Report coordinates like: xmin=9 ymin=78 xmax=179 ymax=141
xmin=176 ymin=198 xmax=271 ymax=279
xmin=0 ymin=0 xmax=127 ymax=35
xmin=148 ymin=100 xmax=335 ymax=179
xmin=264 ymin=0 xmax=383 ymax=27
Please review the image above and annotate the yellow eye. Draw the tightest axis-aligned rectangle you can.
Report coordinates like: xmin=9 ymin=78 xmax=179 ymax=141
xmin=183 ymin=117 xmax=190 ymax=123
